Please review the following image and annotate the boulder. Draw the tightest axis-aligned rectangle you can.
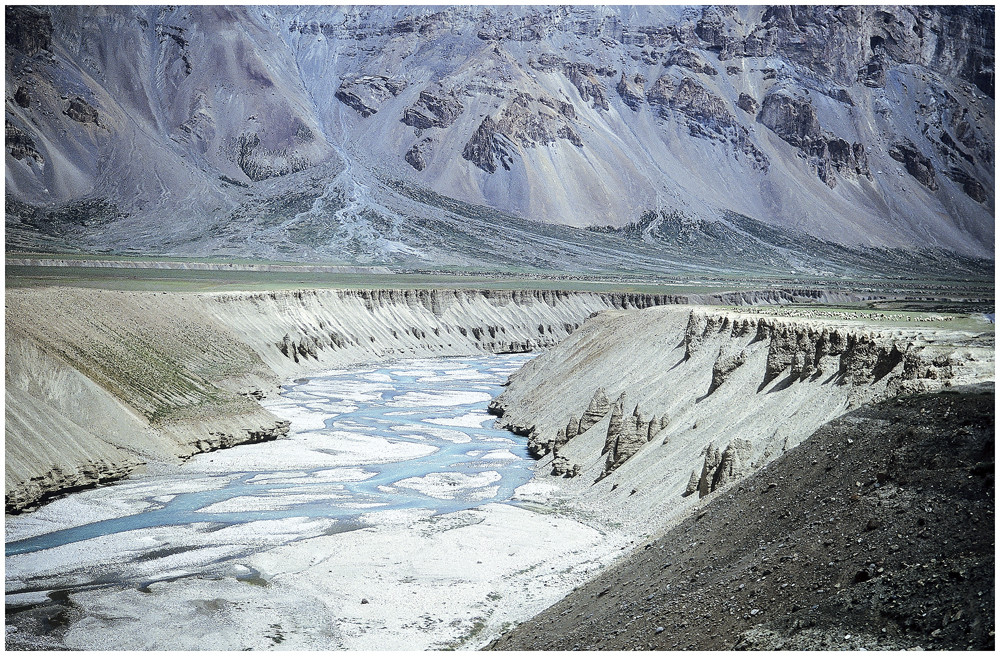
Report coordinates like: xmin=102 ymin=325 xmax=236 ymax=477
xmin=405 ymin=139 xmax=430 ymax=171
xmin=64 ymin=97 xmax=99 ymax=124
xmin=737 ymin=92 xmax=759 ymax=115
xmin=402 ymin=88 xmax=464 ymax=130
xmin=335 ymin=75 xmax=407 ymax=118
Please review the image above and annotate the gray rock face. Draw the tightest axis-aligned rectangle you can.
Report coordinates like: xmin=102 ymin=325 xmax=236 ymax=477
xmin=945 ymin=168 xmax=987 ymax=203
xmin=649 ymin=75 xmax=769 ymax=172
xmin=615 ymin=73 xmax=645 ymax=111
xmin=708 ymin=349 xmax=748 ymax=396
xmin=683 ymin=470 xmax=701 ymax=496
xmin=889 ymin=141 xmax=939 ymax=190
xmin=564 ymin=415 xmax=580 ymax=440
xmin=696 ymin=443 xmax=723 ymax=497
xmin=736 ymin=93 xmax=759 ymax=115
xmin=497 ymin=92 xmax=583 ymax=148
xmin=579 ymin=387 xmax=611 ymax=434
xmin=665 ymin=48 xmax=718 ymax=76
xmin=14 ymin=86 xmax=31 ymax=108
xmin=857 ymin=55 xmax=887 ymax=88
xmin=569 ymin=64 xmax=610 ymax=110
xmin=462 ymin=116 xmax=509 ymax=174
xmin=64 ymin=96 xmax=98 ymax=124
xmin=405 ymin=139 xmax=430 ymax=171
xmin=758 ymin=90 xmax=870 ymax=187
xmin=694 ymin=438 xmax=753 ymax=497
xmin=546 ymin=60 xmax=610 ymax=111
xmin=602 ymin=392 xmax=627 ymax=456
xmin=601 ymin=396 xmax=660 ymax=477
xmin=758 ymin=92 xmax=820 ymax=149
xmin=5 ymin=121 xmax=44 ymax=164
xmin=335 ymin=75 xmax=407 ymax=118
xmin=678 ymin=310 xmax=970 ymax=394
xmin=402 ymin=88 xmax=464 ymax=130
xmin=226 ymin=132 xmax=312 ymax=182
xmin=551 ymin=455 xmax=581 ymax=478
xmin=712 ymin=438 xmax=753 ymax=490
xmin=5 ymin=5 xmax=52 ymax=56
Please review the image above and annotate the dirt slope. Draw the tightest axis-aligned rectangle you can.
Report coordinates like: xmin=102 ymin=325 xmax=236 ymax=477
xmin=489 ymin=385 xmax=994 ymax=650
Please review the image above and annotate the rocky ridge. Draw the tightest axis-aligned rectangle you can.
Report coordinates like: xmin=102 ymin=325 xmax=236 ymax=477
xmin=489 ymin=385 xmax=994 ymax=650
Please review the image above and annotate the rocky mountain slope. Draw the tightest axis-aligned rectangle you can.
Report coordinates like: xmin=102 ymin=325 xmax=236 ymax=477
xmin=5 ymin=5 xmax=995 ymax=266
xmin=489 ymin=385 xmax=994 ymax=650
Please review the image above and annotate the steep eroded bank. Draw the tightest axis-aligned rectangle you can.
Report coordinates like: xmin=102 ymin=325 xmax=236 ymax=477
xmin=489 ymin=306 xmax=994 ymax=533
xmin=5 ymin=285 xmax=892 ymax=512
xmin=7 ymin=286 xmax=690 ymax=512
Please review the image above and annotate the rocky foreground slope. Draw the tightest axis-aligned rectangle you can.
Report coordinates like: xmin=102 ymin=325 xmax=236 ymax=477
xmin=489 ymin=385 xmax=995 ymax=650
xmin=5 ymin=5 xmax=994 ymax=264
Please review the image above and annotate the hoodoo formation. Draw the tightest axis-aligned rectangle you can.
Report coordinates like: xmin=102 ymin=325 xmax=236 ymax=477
xmin=5 ymin=3 xmax=994 ymax=652
xmin=6 ymin=288 xmax=994 ymax=650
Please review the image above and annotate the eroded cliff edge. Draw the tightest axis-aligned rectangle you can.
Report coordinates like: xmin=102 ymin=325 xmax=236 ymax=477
xmin=489 ymin=306 xmax=994 ymax=532
xmin=7 ymin=286 xmax=694 ymax=512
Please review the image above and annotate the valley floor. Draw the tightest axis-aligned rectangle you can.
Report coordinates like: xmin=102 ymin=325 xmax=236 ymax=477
xmin=5 ymin=355 xmax=626 ymax=650
xmin=4 ymin=281 xmax=994 ymax=650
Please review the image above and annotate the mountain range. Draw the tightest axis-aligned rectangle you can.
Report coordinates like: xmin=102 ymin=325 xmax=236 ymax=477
xmin=4 ymin=5 xmax=995 ymax=272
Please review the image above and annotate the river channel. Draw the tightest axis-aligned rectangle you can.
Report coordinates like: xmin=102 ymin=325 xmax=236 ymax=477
xmin=6 ymin=356 xmax=532 ymax=598
xmin=6 ymin=354 xmax=626 ymax=650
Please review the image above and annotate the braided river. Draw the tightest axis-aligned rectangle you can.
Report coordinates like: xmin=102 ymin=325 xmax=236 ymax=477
xmin=6 ymin=354 xmax=622 ymax=649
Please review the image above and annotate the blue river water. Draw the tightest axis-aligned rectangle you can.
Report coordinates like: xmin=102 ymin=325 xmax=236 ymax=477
xmin=5 ymin=355 xmax=536 ymax=560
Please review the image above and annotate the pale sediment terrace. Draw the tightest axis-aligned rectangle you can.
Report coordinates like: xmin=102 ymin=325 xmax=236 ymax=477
xmin=4 ymin=287 xmax=994 ymax=650
xmin=490 ymin=306 xmax=995 ymax=533
xmin=5 ymin=285 xmax=868 ymax=511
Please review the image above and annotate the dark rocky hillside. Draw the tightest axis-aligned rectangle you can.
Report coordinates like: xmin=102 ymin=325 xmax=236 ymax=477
xmin=489 ymin=385 xmax=995 ymax=651
xmin=5 ymin=5 xmax=995 ymax=267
